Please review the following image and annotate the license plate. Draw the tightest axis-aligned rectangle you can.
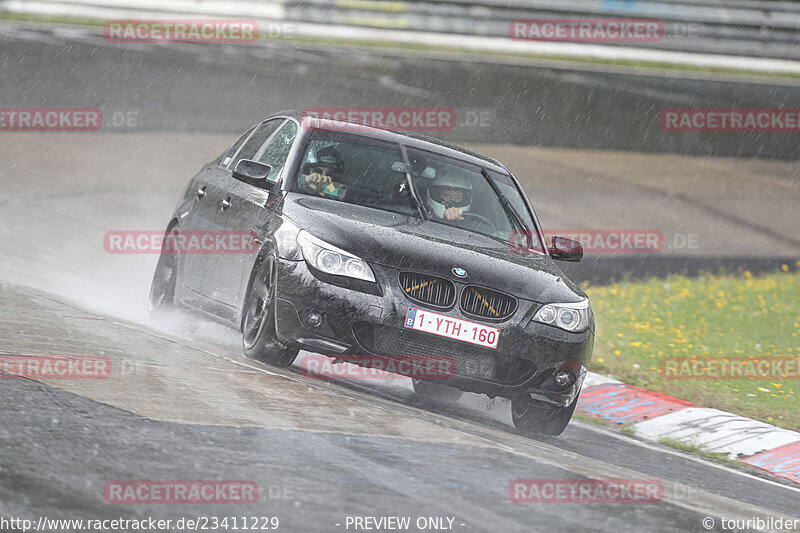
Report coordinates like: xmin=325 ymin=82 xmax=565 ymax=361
xmin=403 ymin=307 xmax=499 ymax=349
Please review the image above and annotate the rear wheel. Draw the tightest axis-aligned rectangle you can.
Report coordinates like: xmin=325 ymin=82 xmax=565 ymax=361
xmin=412 ymin=379 xmax=464 ymax=402
xmin=242 ymin=257 xmax=298 ymax=367
xmin=511 ymin=393 xmax=578 ymax=436
xmin=149 ymin=226 xmax=178 ymax=316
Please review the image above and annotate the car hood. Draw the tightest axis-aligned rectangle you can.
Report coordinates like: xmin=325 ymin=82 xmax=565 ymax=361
xmin=282 ymin=196 xmax=586 ymax=304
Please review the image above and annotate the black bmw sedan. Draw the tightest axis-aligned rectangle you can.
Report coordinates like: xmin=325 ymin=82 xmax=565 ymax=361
xmin=150 ymin=110 xmax=594 ymax=435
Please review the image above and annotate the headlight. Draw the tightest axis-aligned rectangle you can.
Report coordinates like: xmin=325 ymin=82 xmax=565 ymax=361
xmin=296 ymin=230 xmax=376 ymax=283
xmin=532 ymin=299 xmax=591 ymax=332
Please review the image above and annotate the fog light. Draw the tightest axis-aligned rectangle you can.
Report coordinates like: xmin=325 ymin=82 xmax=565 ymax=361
xmin=307 ymin=312 xmax=323 ymax=328
xmin=553 ymin=370 xmax=572 ymax=387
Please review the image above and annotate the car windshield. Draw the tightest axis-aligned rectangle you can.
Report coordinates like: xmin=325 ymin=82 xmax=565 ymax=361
xmin=295 ymin=132 xmax=543 ymax=251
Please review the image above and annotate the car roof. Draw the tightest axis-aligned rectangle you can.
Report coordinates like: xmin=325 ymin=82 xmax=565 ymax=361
xmin=269 ymin=109 xmax=509 ymax=174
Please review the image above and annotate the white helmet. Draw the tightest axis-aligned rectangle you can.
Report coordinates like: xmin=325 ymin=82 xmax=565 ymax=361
xmin=426 ymin=168 xmax=473 ymax=219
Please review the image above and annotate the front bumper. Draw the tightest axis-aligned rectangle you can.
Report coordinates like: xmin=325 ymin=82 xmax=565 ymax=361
xmin=274 ymin=258 xmax=594 ymax=400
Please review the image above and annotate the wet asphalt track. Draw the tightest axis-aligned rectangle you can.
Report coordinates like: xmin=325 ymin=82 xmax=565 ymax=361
xmin=1 ymin=21 xmax=800 ymax=533
xmin=1 ymin=284 xmax=799 ymax=533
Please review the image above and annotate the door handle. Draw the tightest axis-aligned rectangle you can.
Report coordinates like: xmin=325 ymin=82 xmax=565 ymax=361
xmin=220 ymin=197 xmax=232 ymax=210
xmin=196 ymin=187 xmax=206 ymax=199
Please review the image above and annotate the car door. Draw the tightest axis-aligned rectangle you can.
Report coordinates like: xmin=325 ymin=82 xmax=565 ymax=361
xmin=177 ymin=127 xmax=251 ymax=296
xmin=181 ymin=119 xmax=283 ymax=303
xmin=206 ymin=118 xmax=299 ymax=310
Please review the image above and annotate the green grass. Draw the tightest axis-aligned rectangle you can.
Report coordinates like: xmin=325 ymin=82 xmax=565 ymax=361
xmin=573 ymin=411 xmax=613 ymax=427
xmin=0 ymin=11 xmax=103 ymax=27
xmin=585 ymin=265 xmax=800 ymax=431
xmin=573 ymin=412 xmax=638 ymax=434
xmin=2 ymin=11 xmax=800 ymax=80
xmin=658 ymin=438 xmax=734 ymax=464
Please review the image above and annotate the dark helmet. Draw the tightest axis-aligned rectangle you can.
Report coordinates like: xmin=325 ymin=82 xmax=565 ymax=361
xmin=304 ymin=145 xmax=345 ymax=176
xmin=407 ymin=152 xmax=427 ymax=176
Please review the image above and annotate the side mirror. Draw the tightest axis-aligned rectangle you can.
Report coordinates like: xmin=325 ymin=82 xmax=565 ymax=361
xmin=549 ymin=235 xmax=583 ymax=262
xmin=233 ymin=159 xmax=276 ymax=191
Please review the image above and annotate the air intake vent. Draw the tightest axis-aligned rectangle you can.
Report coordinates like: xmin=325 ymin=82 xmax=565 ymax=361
xmin=460 ymin=286 xmax=517 ymax=320
xmin=398 ymin=272 xmax=456 ymax=309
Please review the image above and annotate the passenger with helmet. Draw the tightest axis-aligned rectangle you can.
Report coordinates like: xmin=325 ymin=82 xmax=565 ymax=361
xmin=298 ymin=145 xmax=346 ymax=196
xmin=425 ymin=167 xmax=474 ymax=221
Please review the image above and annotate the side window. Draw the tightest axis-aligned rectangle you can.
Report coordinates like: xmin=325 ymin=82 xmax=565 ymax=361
xmin=218 ymin=126 xmax=255 ymax=168
xmin=256 ymin=120 xmax=298 ymax=182
xmin=227 ymin=119 xmax=283 ymax=170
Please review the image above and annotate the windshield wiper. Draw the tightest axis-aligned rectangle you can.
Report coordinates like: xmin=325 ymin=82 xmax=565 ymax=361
xmin=479 ymin=168 xmax=530 ymax=234
xmin=400 ymin=146 xmax=428 ymax=221
xmin=479 ymin=168 xmax=544 ymax=252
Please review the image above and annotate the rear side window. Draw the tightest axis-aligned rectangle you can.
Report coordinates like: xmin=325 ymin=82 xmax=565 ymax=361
xmin=227 ymin=119 xmax=283 ymax=170
xmin=294 ymin=134 xmax=415 ymax=216
xmin=256 ymin=120 xmax=298 ymax=182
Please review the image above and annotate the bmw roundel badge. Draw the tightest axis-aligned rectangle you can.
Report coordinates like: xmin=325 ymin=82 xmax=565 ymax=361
xmin=452 ymin=267 xmax=467 ymax=278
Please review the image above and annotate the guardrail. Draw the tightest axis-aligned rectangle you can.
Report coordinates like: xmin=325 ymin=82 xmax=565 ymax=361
xmin=3 ymin=0 xmax=800 ymax=60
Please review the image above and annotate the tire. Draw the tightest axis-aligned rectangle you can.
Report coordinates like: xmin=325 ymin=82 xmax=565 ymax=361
xmin=412 ymin=378 xmax=464 ymax=402
xmin=242 ymin=256 xmax=299 ymax=367
xmin=149 ymin=226 xmax=179 ymax=316
xmin=511 ymin=393 xmax=578 ymax=436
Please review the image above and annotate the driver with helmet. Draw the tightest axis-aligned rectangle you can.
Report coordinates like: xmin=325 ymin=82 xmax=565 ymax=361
xmin=425 ymin=168 xmax=474 ymax=221
xmin=298 ymin=146 xmax=345 ymax=196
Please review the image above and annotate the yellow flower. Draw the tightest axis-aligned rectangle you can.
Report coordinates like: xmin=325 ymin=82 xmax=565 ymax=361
xmin=597 ymin=358 xmax=605 ymax=363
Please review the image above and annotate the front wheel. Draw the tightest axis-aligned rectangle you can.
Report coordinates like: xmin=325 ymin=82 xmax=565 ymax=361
xmin=149 ymin=226 xmax=179 ymax=316
xmin=242 ymin=257 xmax=298 ymax=367
xmin=412 ymin=379 xmax=464 ymax=402
xmin=511 ymin=393 xmax=578 ymax=436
